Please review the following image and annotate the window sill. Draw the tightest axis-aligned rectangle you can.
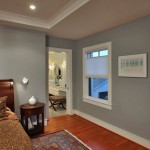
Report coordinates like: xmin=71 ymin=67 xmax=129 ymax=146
xmin=83 ymin=97 xmax=112 ymax=110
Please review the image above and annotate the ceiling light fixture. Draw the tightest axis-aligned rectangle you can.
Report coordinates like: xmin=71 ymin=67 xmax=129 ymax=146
xmin=30 ymin=4 xmax=36 ymax=10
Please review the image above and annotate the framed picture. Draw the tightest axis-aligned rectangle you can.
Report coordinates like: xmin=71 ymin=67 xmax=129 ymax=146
xmin=118 ymin=53 xmax=147 ymax=77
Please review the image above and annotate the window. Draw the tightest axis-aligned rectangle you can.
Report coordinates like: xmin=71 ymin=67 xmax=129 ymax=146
xmin=83 ymin=42 xmax=112 ymax=109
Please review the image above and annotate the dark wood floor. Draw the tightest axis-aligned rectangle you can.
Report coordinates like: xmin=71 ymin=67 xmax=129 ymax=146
xmin=44 ymin=115 xmax=149 ymax=150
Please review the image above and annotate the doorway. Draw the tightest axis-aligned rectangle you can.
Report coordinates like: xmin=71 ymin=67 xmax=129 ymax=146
xmin=48 ymin=47 xmax=73 ymax=118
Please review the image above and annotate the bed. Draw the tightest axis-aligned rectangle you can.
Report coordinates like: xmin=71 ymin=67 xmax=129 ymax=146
xmin=0 ymin=79 xmax=33 ymax=150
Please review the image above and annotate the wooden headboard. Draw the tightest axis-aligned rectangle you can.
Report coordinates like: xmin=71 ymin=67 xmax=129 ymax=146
xmin=0 ymin=79 xmax=14 ymax=112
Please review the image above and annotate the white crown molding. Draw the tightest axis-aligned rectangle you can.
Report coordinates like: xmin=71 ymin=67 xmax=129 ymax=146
xmin=46 ymin=0 xmax=90 ymax=29
xmin=0 ymin=11 xmax=48 ymax=28
xmin=73 ymin=109 xmax=150 ymax=149
xmin=0 ymin=0 xmax=90 ymax=29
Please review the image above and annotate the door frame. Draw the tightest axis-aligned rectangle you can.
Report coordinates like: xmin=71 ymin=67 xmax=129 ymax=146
xmin=47 ymin=47 xmax=73 ymax=115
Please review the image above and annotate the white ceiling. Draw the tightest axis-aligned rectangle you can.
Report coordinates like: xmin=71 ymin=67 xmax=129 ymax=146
xmin=0 ymin=0 xmax=150 ymax=40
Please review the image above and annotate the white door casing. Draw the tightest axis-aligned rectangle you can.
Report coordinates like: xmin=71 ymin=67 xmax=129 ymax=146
xmin=47 ymin=47 xmax=73 ymax=116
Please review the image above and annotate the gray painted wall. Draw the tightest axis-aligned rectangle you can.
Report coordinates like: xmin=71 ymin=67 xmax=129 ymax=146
xmin=74 ymin=16 xmax=150 ymax=140
xmin=0 ymin=15 xmax=149 ymax=141
xmin=0 ymin=25 xmax=48 ymax=118
xmin=46 ymin=36 xmax=74 ymax=49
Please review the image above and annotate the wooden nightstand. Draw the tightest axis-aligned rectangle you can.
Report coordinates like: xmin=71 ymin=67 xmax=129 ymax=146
xmin=20 ymin=102 xmax=45 ymax=136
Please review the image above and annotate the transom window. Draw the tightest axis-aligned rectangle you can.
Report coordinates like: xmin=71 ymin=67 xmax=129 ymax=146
xmin=86 ymin=50 xmax=108 ymax=58
xmin=83 ymin=42 xmax=112 ymax=110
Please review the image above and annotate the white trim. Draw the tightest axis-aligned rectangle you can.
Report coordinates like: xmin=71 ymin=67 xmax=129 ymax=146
xmin=73 ymin=110 xmax=150 ymax=149
xmin=85 ymin=74 xmax=108 ymax=78
xmin=47 ymin=0 xmax=90 ymax=29
xmin=48 ymin=47 xmax=73 ymax=115
xmin=0 ymin=0 xmax=90 ymax=29
xmin=83 ymin=42 xmax=112 ymax=109
xmin=0 ymin=11 xmax=48 ymax=28
xmin=83 ymin=97 xmax=112 ymax=110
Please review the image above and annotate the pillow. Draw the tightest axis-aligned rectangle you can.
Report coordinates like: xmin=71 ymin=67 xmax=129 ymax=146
xmin=0 ymin=96 xmax=7 ymax=118
xmin=6 ymin=109 xmax=19 ymax=121
xmin=5 ymin=107 xmax=11 ymax=111
xmin=0 ymin=106 xmax=18 ymax=121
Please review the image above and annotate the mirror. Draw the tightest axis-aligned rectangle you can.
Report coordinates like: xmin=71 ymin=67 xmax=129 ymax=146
xmin=54 ymin=65 xmax=61 ymax=77
xmin=49 ymin=51 xmax=67 ymax=87
xmin=54 ymin=65 xmax=62 ymax=86
xmin=49 ymin=64 xmax=62 ymax=86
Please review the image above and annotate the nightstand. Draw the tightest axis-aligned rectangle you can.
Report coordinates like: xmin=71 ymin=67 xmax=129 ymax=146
xmin=20 ymin=102 xmax=45 ymax=136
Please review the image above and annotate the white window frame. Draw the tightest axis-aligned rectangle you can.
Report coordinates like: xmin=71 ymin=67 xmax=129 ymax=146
xmin=83 ymin=42 xmax=112 ymax=110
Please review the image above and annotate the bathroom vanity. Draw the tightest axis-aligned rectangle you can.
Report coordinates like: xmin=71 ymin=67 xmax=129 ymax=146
xmin=49 ymin=86 xmax=66 ymax=96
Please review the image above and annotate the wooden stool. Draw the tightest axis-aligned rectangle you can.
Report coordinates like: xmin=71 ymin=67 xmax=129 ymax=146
xmin=49 ymin=95 xmax=66 ymax=111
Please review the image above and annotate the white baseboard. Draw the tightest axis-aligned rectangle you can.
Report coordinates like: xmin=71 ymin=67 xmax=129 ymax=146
xmin=73 ymin=110 xmax=150 ymax=149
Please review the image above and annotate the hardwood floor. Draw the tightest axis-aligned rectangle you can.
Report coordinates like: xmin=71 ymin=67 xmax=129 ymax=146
xmin=44 ymin=115 xmax=149 ymax=150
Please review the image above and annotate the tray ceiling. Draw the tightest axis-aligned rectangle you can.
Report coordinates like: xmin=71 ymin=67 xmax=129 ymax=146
xmin=0 ymin=0 xmax=71 ymax=20
xmin=0 ymin=0 xmax=150 ymax=40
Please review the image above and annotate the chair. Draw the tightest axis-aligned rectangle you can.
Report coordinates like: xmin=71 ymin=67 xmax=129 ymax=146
xmin=49 ymin=95 xmax=66 ymax=111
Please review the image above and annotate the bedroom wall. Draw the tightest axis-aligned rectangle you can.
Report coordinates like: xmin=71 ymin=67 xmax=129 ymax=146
xmin=0 ymin=25 xmax=47 ymax=118
xmin=74 ymin=16 xmax=150 ymax=140
xmin=46 ymin=36 xmax=74 ymax=49
xmin=0 ymin=15 xmax=149 ymax=142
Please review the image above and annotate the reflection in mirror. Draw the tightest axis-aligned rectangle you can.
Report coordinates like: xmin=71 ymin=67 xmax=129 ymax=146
xmin=49 ymin=51 xmax=67 ymax=88
xmin=54 ymin=65 xmax=61 ymax=76
xmin=54 ymin=65 xmax=62 ymax=86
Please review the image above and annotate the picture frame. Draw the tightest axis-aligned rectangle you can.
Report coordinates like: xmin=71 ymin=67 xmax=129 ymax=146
xmin=118 ymin=53 xmax=147 ymax=77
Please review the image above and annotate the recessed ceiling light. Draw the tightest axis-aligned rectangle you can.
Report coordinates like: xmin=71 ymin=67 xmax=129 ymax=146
xmin=30 ymin=4 xmax=36 ymax=10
